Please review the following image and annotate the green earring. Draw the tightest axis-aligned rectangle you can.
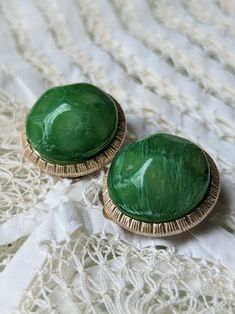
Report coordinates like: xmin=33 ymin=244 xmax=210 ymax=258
xmin=102 ymin=133 xmax=220 ymax=237
xmin=22 ymin=83 xmax=126 ymax=178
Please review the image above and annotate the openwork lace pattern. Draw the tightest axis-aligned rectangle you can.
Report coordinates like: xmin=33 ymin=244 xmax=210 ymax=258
xmin=0 ymin=91 xmax=55 ymax=225
xmin=20 ymin=233 xmax=235 ymax=313
xmin=0 ymin=0 xmax=235 ymax=312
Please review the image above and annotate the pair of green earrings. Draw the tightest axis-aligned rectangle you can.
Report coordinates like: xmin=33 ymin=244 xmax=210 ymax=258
xmin=22 ymin=83 xmax=220 ymax=237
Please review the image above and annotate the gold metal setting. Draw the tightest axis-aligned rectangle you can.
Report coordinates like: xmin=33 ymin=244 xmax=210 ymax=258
xmin=102 ymin=152 xmax=220 ymax=237
xmin=22 ymin=102 xmax=127 ymax=178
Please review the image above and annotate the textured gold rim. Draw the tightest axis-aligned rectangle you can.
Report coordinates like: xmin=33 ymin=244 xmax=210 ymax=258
xmin=102 ymin=152 xmax=220 ymax=237
xmin=22 ymin=102 xmax=127 ymax=178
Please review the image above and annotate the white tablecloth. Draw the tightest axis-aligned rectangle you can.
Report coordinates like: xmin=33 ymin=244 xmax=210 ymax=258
xmin=0 ymin=0 xmax=235 ymax=313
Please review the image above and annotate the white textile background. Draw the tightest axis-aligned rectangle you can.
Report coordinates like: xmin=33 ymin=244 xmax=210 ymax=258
xmin=0 ymin=0 xmax=235 ymax=313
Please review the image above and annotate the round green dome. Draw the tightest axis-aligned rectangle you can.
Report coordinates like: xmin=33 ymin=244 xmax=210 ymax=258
xmin=26 ymin=83 xmax=118 ymax=164
xmin=108 ymin=133 xmax=211 ymax=223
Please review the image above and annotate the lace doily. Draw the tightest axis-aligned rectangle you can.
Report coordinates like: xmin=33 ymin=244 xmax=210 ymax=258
xmin=0 ymin=0 xmax=235 ymax=313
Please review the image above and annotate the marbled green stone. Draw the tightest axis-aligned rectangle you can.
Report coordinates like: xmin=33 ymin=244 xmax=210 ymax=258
xmin=108 ymin=133 xmax=211 ymax=223
xmin=26 ymin=83 xmax=118 ymax=164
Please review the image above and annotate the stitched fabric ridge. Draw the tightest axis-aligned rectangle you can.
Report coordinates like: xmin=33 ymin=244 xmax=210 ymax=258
xmin=0 ymin=0 xmax=234 ymax=313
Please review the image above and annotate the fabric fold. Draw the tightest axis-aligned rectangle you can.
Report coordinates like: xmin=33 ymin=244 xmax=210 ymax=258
xmin=0 ymin=177 xmax=234 ymax=313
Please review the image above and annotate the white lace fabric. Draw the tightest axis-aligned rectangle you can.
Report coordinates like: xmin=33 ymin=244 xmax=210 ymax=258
xmin=0 ymin=0 xmax=235 ymax=313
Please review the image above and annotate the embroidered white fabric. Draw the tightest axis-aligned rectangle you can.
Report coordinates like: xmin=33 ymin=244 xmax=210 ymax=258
xmin=0 ymin=0 xmax=235 ymax=313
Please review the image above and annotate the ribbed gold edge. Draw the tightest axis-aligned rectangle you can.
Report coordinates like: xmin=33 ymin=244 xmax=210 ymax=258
xmin=21 ymin=102 xmax=127 ymax=178
xmin=102 ymin=152 xmax=220 ymax=237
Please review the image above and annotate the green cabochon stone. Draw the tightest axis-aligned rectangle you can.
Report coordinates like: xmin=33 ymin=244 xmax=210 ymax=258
xmin=108 ymin=133 xmax=211 ymax=223
xmin=26 ymin=83 xmax=118 ymax=164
